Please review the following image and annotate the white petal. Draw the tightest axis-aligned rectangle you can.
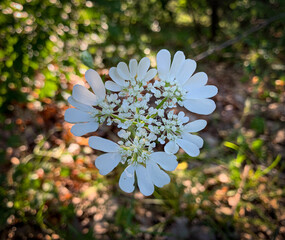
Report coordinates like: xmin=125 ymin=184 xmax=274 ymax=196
xmin=88 ymin=136 xmax=119 ymax=153
xmin=70 ymin=122 xmax=99 ymax=136
xmin=185 ymin=85 xmax=218 ymax=99
xmin=117 ymin=62 xmax=131 ymax=80
xmin=119 ymin=165 xmax=135 ymax=193
xmin=182 ymin=133 xmax=204 ymax=148
xmin=177 ymin=139 xmax=200 ymax=157
xmin=64 ymin=108 xmax=92 ymax=123
xmin=184 ymin=72 xmax=208 ymax=90
xmin=176 ymin=59 xmax=196 ymax=85
xmin=183 ymin=99 xmax=216 ymax=115
xmin=72 ymin=84 xmax=98 ymax=106
xmin=169 ymin=51 xmax=185 ymax=79
xmin=109 ymin=67 xmax=126 ymax=86
xmin=146 ymin=161 xmax=170 ymax=187
xmin=178 ymin=111 xmax=185 ymax=118
xmin=135 ymin=164 xmax=154 ymax=196
xmin=150 ymin=152 xmax=178 ymax=171
xmin=85 ymin=69 xmax=106 ymax=100
xmin=95 ymin=152 xmax=121 ymax=175
xmin=143 ymin=69 xmax=157 ymax=82
xmin=178 ymin=111 xmax=189 ymax=124
xmin=137 ymin=57 xmax=150 ymax=80
xmin=182 ymin=116 xmax=189 ymax=123
xmin=129 ymin=59 xmax=138 ymax=78
xmin=68 ymin=96 xmax=94 ymax=112
xmin=164 ymin=141 xmax=179 ymax=154
xmin=157 ymin=49 xmax=170 ymax=80
xmin=183 ymin=119 xmax=207 ymax=132
xmin=105 ymin=81 xmax=122 ymax=92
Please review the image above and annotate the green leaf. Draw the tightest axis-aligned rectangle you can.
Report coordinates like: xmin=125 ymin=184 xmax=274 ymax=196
xmin=254 ymin=155 xmax=281 ymax=179
xmin=224 ymin=141 xmax=239 ymax=151
xmin=80 ymin=51 xmax=94 ymax=69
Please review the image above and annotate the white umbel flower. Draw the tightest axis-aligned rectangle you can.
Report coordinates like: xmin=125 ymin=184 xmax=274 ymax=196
xmin=64 ymin=69 xmax=106 ymax=136
xmin=89 ymin=136 xmax=178 ymax=196
xmin=156 ymin=49 xmax=218 ymax=115
xmin=164 ymin=119 xmax=207 ymax=157
xmin=65 ymin=49 xmax=218 ymax=196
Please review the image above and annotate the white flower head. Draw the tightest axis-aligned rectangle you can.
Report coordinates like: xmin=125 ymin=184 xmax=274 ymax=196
xmin=65 ymin=49 xmax=218 ymax=196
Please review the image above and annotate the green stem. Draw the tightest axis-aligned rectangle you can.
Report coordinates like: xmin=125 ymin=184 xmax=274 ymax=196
xmin=111 ymin=114 xmax=143 ymax=126
xmin=146 ymin=97 xmax=168 ymax=119
xmin=111 ymin=97 xmax=169 ymax=125
xmin=111 ymin=114 xmax=126 ymax=122
xmin=156 ymin=97 xmax=168 ymax=109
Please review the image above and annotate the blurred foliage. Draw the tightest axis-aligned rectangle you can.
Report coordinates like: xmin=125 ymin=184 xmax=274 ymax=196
xmin=0 ymin=0 xmax=284 ymax=113
xmin=0 ymin=0 xmax=285 ymax=239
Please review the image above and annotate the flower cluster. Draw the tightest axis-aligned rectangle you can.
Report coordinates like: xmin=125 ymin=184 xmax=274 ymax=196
xmin=65 ymin=49 xmax=218 ymax=196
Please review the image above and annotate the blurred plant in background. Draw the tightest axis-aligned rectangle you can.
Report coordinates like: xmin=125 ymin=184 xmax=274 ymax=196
xmin=0 ymin=0 xmax=284 ymax=239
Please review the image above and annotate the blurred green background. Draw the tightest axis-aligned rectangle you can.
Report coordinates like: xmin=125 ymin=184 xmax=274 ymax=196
xmin=0 ymin=0 xmax=285 ymax=239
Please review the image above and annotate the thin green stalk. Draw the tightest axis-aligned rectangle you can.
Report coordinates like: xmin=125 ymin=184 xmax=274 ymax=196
xmin=146 ymin=97 xmax=168 ymax=119
xmin=156 ymin=97 xmax=168 ymax=109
